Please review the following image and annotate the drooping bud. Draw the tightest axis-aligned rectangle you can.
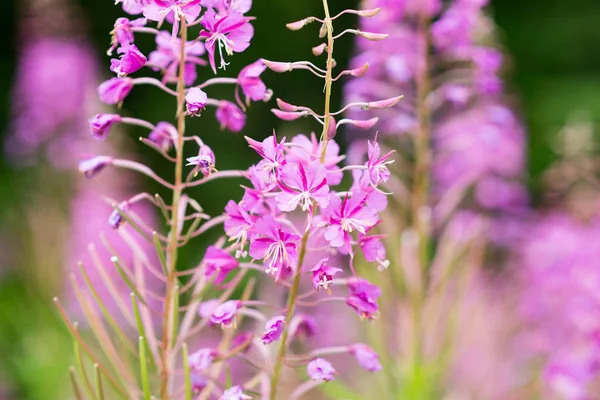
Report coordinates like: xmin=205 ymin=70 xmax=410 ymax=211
xmin=350 ymin=62 xmax=369 ymax=78
xmin=286 ymin=17 xmax=315 ymax=31
xmin=97 ymin=77 xmax=134 ymax=105
xmin=185 ymin=88 xmax=208 ymax=116
xmin=358 ymin=8 xmax=381 ymax=17
xmin=271 ymin=109 xmax=309 ymax=121
xmin=348 ymin=344 xmax=383 ymax=372
xmin=307 ymin=358 xmax=336 ymax=381
xmin=366 ymin=95 xmax=404 ymax=110
xmin=89 ymin=113 xmax=122 ymax=140
xmin=359 ymin=31 xmax=389 ymax=41
xmin=340 ymin=117 xmax=379 ymax=130
xmin=108 ymin=201 xmax=129 ymax=229
xmin=319 ymin=23 xmax=328 ymax=38
xmin=326 ymin=116 xmax=337 ymax=140
xmin=261 ymin=316 xmax=285 ymax=344
xmin=312 ymin=43 xmax=327 ymax=56
xmin=276 ymin=98 xmax=298 ymax=112
xmin=261 ymin=59 xmax=293 ymax=73
xmin=78 ymin=156 xmax=113 ymax=179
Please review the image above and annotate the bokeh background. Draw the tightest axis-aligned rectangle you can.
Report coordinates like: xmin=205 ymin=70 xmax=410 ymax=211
xmin=0 ymin=0 xmax=600 ymax=398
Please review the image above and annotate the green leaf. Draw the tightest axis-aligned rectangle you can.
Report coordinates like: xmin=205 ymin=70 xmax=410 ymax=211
xmin=139 ymin=337 xmax=151 ymax=400
xmin=182 ymin=343 xmax=192 ymax=400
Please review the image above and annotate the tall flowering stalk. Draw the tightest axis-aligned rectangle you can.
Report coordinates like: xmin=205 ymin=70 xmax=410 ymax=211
xmin=58 ymin=1 xmax=400 ymax=399
xmin=344 ymin=0 xmax=527 ymax=397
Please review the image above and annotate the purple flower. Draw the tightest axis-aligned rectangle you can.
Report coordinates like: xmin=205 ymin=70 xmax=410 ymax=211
xmin=323 ymin=193 xmax=379 ymax=254
xmin=89 ymin=114 xmax=121 ymax=140
xmin=116 ymin=0 xmax=145 ymax=15
xmin=143 ymin=0 xmax=202 ymax=26
xmin=201 ymin=0 xmax=252 ymax=16
xmin=199 ymin=8 xmax=254 ymax=73
xmin=210 ymin=300 xmax=240 ymax=327
xmin=108 ymin=202 xmax=129 ymax=229
xmin=148 ymin=122 xmax=177 ymax=151
xmin=108 ymin=17 xmax=145 ymax=55
xmin=237 ymin=60 xmax=268 ymax=104
xmin=307 ymin=358 xmax=336 ymax=381
xmin=216 ymin=101 xmax=246 ymax=132
xmin=97 ymin=78 xmax=134 ymax=105
xmin=261 ymin=315 xmax=285 ymax=344
xmin=293 ymin=314 xmax=318 ymax=339
xmin=275 ymin=160 xmax=330 ymax=212
xmin=249 ymin=216 xmax=301 ymax=276
xmin=366 ymin=133 xmax=394 ymax=185
xmin=358 ymin=230 xmax=389 ymax=271
xmin=245 ymin=133 xmax=286 ymax=181
xmin=286 ymin=133 xmax=344 ymax=185
xmin=78 ymin=156 xmax=113 ymax=179
xmin=310 ymin=257 xmax=342 ymax=292
xmin=149 ymin=31 xmax=206 ymax=86
xmin=185 ymin=88 xmax=208 ymax=116
xmin=203 ymin=246 xmax=238 ymax=284
xmin=188 ymin=347 xmax=218 ymax=370
xmin=110 ymin=44 xmax=147 ymax=77
xmin=346 ymin=278 xmax=381 ymax=320
xmin=220 ymin=385 xmax=251 ymax=400
xmin=349 ymin=344 xmax=383 ymax=372
xmin=186 ymin=143 xmax=215 ymax=177
xmin=224 ymin=200 xmax=256 ymax=255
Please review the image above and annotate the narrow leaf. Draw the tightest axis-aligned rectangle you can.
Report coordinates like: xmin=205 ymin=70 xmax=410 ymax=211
xmin=73 ymin=339 xmax=96 ymax=400
xmin=139 ymin=337 xmax=151 ymax=400
xmin=154 ymin=193 xmax=171 ymax=222
xmin=153 ymin=232 xmax=168 ymax=276
xmin=172 ymin=285 xmax=180 ymax=347
xmin=95 ymin=364 xmax=105 ymax=400
xmin=131 ymin=293 xmax=156 ymax=368
xmin=112 ymin=203 xmax=151 ymax=242
xmin=70 ymin=367 xmax=84 ymax=400
xmin=111 ymin=256 xmax=148 ymax=306
xmin=182 ymin=343 xmax=192 ymax=400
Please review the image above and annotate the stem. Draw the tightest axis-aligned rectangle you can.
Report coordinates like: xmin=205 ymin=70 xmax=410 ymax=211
xmin=160 ymin=17 xmax=188 ymax=400
xmin=410 ymin=12 xmax=431 ymax=387
xmin=269 ymin=231 xmax=310 ymax=400
xmin=319 ymin=0 xmax=335 ymax=163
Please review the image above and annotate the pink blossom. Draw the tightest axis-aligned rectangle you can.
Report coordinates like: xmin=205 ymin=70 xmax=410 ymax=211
xmin=237 ymin=60 xmax=268 ymax=104
xmin=249 ymin=216 xmax=301 ymax=276
xmin=240 ymin=166 xmax=277 ymax=214
xmin=97 ymin=77 xmax=134 ymax=105
xmin=186 ymin=143 xmax=215 ymax=176
xmin=201 ymin=0 xmax=252 ymax=15
xmin=261 ymin=315 xmax=285 ymax=344
xmin=294 ymin=314 xmax=318 ymax=339
xmin=108 ymin=17 xmax=146 ymax=54
xmin=216 ymin=101 xmax=246 ymax=132
xmin=323 ymin=193 xmax=379 ymax=254
xmin=310 ymin=257 xmax=342 ymax=292
xmin=245 ymin=133 xmax=286 ymax=181
xmin=210 ymin=300 xmax=240 ymax=327
xmin=349 ymin=344 xmax=383 ymax=372
xmin=78 ymin=156 xmax=112 ymax=179
xmin=224 ymin=200 xmax=256 ymax=254
xmin=143 ymin=0 xmax=202 ymax=26
xmin=307 ymin=358 xmax=336 ymax=381
xmin=110 ymin=44 xmax=147 ymax=77
xmin=89 ymin=114 xmax=121 ymax=140
xmin=275 ymin=160 xmax=330 ymax=212
xmin=220 ymin=385 xmax=251 ymax=400
xmin=358 ymin=230 xmax=389 ymax=271
xmin=185 ymin=88 xmax=208 ymax=116
xmin=148 ymin=122 xmax=177 ymax=151
xmin=366 ymin=133 xmax=395 ymax=185
xmin=350 ymin=170 xmax=388 ymax=212
xmin=149 ymin=31 xmax=206 ymax=86
xmin=116 ymin=0 xmax=146 ymax=15
xmin=199 ymin=8 xmax=254 ymax=73
xmin=188 ymin=347 xmax=218 ymax=370
xmin=346 ymin=278 xmax=381 ymax=320
xmin=286 ymin=133 xmax=344 ymax=185
xmin=203 ymin=246 xmax=238 ymax=284
xmin=108 ymin=201 xmax=129 ymax=229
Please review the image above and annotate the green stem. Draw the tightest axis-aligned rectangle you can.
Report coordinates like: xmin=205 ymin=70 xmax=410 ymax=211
xmin=319 ymin=0 xmax=335 ymax=163
xmin=160 ymin=17 xmax=188 ymax=400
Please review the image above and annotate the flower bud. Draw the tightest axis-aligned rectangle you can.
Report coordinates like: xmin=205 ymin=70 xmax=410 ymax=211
xmin=319 ymin=23 xmax=328 ymax=38
xmin=358 ymin=8 xmax=381 ymax=17
xmin=359 ymin=31 xmax=389 ymax=41
xmin=286 ymin=17 xmax=314 ymax=31
xmin=276 ymin=98 xmax=298 ymax=112
xmin=312 ymin=43 xmax=327 ymax=56
xmin=367 ymin=95 xmax=404 ymax=109
xmin=78 ymin=156 xmax=112 ymax=179
xmin=348 ymin=344 xmax=382 ymax=372
xmin=350 ymin=62 xmax=369 ymax=78
xmin=307 ymin=358 xmax=336 ymax=381
xmin=108 ymin=201 xmax=129 ymax=229
xmin=261 ymin=316 xmax=285 ymax=344
xmin=271 ymin=109 xmax=308 ymax=121
xmin=185 ymin=87 xmax=208 ymax=116
xmin=326 ymin=116 xmax=337 ymax=140
xmin=261 ymin=59 xmax=292 ymax=73
xmin=89 ymin=114 xmax=121 ymax=140
xmin=344 ymin=117 xmax=379 ymax=130
xmin=97 ymin=77 xmax=133 ymax=105
xmin=210 ymin=300 xmax=240 ymax=328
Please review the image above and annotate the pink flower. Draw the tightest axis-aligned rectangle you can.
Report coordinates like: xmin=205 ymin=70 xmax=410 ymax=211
xmin=224 ymin=200 xmax=256 ymax=255
xmin=349 ymin=344 xmax=383 ymax=372
xmin=346 ymin=278 xmax=381 ymax=320
xmin=293 ymin=314 xmax=318 ymax=339
xmin=201 ymin=0 xmax=252 ymax=16
xmin=185 ymin=88 xmax=208 ymax=116
xmin=203 ymin=246 xmax=238 ymax=284
xmin=249 ymin=216 xmax=301 ymax=276
xmin=366 ymin=133 xmax=394 ymax=185
xmin=148 ymin=122 xmax=177 ymax=151
xmin=275 ymin=160 xmax=330 ymax=212
xmin=210 ymin=300 xmax=240 ymax=327
xmin=261 ymin=315 xmax=285 ymax=344
xmin=143 ymin=0 xmax=202 ymax=26
xmin=89 ymin=114 xmax=121 ymax=139
xmin=199 ymin=8 xmax=254 ymax=73
xmin=358 ymin=230 xmax=389 ymax=271
xmin=188 ymin=347 xmax=218 ymax=370
xmin=216 ymin=101 xmax=246 ymax=132
xmin=310 ymin=257 xmax=342 ymax=292
xmin=186 ymin=143 xmax=215 ymax=176
xmin=97 ymin=78 xmax=134 ymax=105
xmin=78 ymin=156 xmax=113 ymax=179
xmin=149 ymin=31 xmax=206 ymax=86
xmin=307 ymin=358 xmax=336 ymax=381
xmin=323 ymin=193 xmax=379 ymax=254
xmin=286 ymin=133 xmax=344 ymax=185
xmin=240 ymin=166 xmax=277 ymax=214
xmin=351 ymin=170 xmax=388 ymax=212
xmin=220 ymin=385 xmax=251 ymax=400
xmin=245 ymin=133 xmax=286 ymax=181
xmin=237 ymin=60 xmax=268 ymax=104
xmin=110 ymin=44 xmax=147 ymax=77
xmin=116 ymin=0 xmax=146 ymax=15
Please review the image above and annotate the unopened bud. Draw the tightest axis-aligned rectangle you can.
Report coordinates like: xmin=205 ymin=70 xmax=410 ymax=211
xmin=350 ymin=117 xmax=379 ymax=130
xmin=271 ymin=109 xmax=308 ymax=121
xmin=312 ymin=43 xmax=327 ymax=56
xmin=319 ymin=23 xmax=328 ymax=38
xmin=358 ymin=8 xmax=381 ymax=17
xmin=350 ymin=63 xmax=369 ymax=78
xmin=359 ymin=31 xmax=389 ymax=41
xmin=366 ymin=95 xmax=403 ymax=109
xmin=326 ymin=116 xmax=337 ymax=140
xmin=286 ymin=17 xmax=315 ymax=31
xmin=261 ymin=59 xmax=293 ymax=73
xmin=276 ymin=98 xmax=298 ymax=112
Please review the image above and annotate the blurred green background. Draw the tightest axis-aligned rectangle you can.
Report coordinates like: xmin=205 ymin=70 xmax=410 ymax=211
xmin=0 ymin=0 xmax=599 ymax=398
